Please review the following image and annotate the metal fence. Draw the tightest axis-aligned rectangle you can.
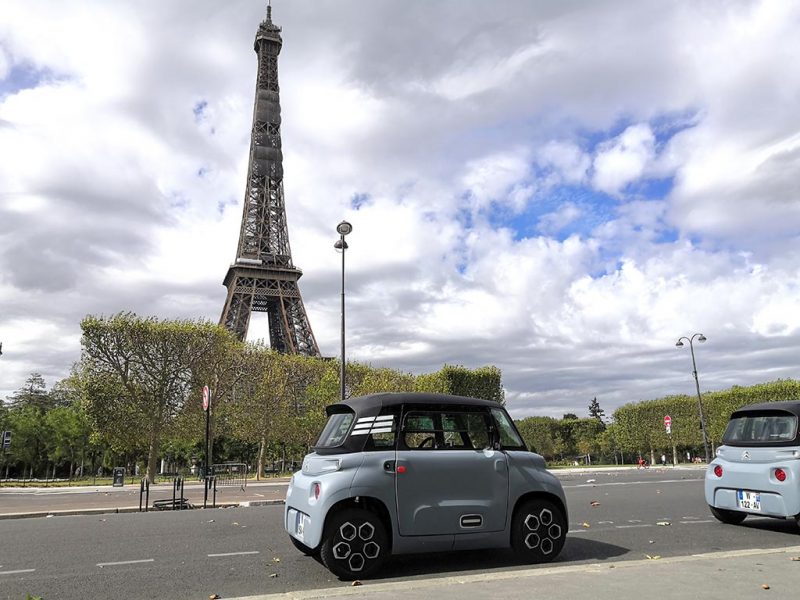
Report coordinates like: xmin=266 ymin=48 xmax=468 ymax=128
xmin=212 ymin=463 xmax=248 ymax=490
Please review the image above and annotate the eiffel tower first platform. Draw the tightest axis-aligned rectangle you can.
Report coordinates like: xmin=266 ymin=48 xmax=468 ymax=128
xmin=220 ymin=5 xmax=320 ymax=356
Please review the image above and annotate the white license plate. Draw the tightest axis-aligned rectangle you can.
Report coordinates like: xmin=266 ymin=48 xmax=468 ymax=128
xmin=737 ymin=490 xmax=761 ymax=511
xmin=295 ymin=511 xmax=309 ymax=539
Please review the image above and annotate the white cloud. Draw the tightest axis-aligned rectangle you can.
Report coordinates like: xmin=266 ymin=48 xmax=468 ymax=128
xmin=592 ymin=124 xmax=656 ymax=196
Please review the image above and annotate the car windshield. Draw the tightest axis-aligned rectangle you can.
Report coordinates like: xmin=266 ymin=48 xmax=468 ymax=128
xmin=722 ymin=411 xmax=797 ymax=444
xmin=315 ymin=411 xmax=355 ymax=448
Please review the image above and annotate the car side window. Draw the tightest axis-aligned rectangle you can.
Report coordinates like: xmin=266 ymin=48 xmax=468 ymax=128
xmin=362 ymin=408 xmax=400 ymax=451
xmin=491 ymin=408 xmax=526 ymax=450
xmin=401 ymin=409 xmax=491 ymax=450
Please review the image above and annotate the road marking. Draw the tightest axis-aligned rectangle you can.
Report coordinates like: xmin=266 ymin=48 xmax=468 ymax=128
xmin=616 ymin=524 xmax=653 ymax=529
xmin=679 ymin=519 xmax=715 ymax=524
xmin=97 ymin=559 xmax=154 ymax=567
xmin=208 ymin=551 xmax=260 ymax=558
xmin=0 ymin=569 xmax=36 ymax=575
xmin=627 ymin=519 xmax=642 ymax=523
xmin=597 ymin=520 xmax=615 ymax=524
xmin=563 ymin=479 xmax=701 ymax=489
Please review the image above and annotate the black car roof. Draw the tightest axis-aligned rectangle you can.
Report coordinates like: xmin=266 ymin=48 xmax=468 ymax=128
xmin=731 ymin=400 xmax=800 ymax=418
xmin=326 ymin=392 xmax=500 ymax=415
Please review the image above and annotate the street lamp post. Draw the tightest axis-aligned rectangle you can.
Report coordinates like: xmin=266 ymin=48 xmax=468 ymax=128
xmin=676 ymin=333 xmax=710 ymax=463
xmin=334 ymin=221 xmax=352 ymax=404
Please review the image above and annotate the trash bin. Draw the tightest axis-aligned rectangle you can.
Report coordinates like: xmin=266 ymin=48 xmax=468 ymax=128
xmin=112 ymin=467 xmax=125 ymax=487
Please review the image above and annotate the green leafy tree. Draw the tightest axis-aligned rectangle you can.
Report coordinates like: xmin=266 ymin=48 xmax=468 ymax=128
xmin=79 ymin=313 xmax=236 ymax=482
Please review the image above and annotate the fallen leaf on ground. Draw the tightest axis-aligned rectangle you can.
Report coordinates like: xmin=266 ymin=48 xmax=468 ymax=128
xmin=582 ymin=522 xmax=591 ymax=528
xmin=762 ymin=584 xmax=770 ymax=590
xmin=645 ymin=555 xmax=661 ymax=560
xmin=351 ymin=580 xmax=362 ymax=586
xmin=648 ymin=540 xmax=654 ymax=544
xmin=232 ymin=522 xmax=239 ymax=526
xmin=207 ymin=519 xmax=215 ymax=523
xmin=269 ymin=573 xmax=278 ymax=578
xmin=586 ymin=479 xmax=596 ymax=483
xmin=209 ymin=595 xmax=220 ymax=599
xmin=272 ymin=557 xmax=281 ymax=563
xmin=590 ymin=501 xmax=601 ymax=507
xmin=656 ymin=490 xmax=662 ymax=494
xmin=791 ymin=557 xmax=800 ymax=561
xmin=656 ymin=521 xmax=671 ymax=526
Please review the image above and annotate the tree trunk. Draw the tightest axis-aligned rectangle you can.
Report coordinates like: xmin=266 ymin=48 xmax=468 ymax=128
xmin=146 ymin=427 xmax=162 ymax=484
xmin=256 ymin=435 xmax=267 ymax=481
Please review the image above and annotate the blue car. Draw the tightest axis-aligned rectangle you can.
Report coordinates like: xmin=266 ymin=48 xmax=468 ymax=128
xmin=705 ymin=400 xmax=800 ymax=526
xmin=285 ymin=392 xmax=568 ymax=579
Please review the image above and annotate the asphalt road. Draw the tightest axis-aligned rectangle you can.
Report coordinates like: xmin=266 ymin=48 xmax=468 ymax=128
xmin=2 ymin=468 xmax=799 ymax=600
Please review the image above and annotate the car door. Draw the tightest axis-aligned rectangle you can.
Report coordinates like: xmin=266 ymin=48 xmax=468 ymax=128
xmin=394 ymin=406 xmax=509 ymax=536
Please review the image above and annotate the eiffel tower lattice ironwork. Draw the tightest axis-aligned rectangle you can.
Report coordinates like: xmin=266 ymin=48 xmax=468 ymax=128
xmin=220 ymin=5 xmax=320 ymax=356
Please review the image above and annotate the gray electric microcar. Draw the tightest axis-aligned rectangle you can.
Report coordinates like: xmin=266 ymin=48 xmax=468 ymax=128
xmin=284 ymin=392 xmax=568 ymax=579
xmin=705 ymin=400 xmax=800 ymax=526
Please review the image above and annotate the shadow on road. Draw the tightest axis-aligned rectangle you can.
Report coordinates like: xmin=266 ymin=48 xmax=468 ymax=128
xmin=738 ymin=517 xmax=799 ymax=535
xmin=369 ymin=537 xmax=629 ymax=581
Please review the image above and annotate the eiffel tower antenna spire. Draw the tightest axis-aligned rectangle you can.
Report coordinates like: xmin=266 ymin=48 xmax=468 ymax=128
xmin=219 ymin=7 xmax=320 ymax=356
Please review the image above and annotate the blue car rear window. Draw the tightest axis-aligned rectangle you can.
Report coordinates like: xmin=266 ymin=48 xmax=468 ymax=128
xmin=723 ymin=412 xmax=797 ymax=444
xmin=316 ymin=412 xmax=355 ymax=448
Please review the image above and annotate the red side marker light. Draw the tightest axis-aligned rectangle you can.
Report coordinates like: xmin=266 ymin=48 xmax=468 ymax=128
xmin=713 ymin=465 xmax=723 ymax=478
xmin=313 ymin=482 xmax=321 ymax=500
xmin=397 ymin=465 xmax=407 ymax=474
xmin=775 ymin=468 xmax=787 ymax=482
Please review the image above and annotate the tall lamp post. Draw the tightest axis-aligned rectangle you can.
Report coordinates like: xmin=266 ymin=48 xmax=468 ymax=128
xmin=676 ymin=333 xmax=710 ymax=462
xmin=334 ymin=221 xmax=352 ymax=403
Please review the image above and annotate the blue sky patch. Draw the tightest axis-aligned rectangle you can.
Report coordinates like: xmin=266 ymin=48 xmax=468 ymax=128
xmin=350 ymin=192 xmax=371 ymax=210
xmin=0 ymin=63 xmax=63 ymax=98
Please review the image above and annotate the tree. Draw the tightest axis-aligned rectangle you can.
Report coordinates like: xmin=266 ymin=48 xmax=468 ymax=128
xmin=79 ymin=313 xmax=237 ymax=482
xmin=588 ymin=397 xmax=606 ymax=425
xmin=7 ymin=373 xmax=56 ymax=413
xmin=562 ymin=413 xmax=578 ymax=421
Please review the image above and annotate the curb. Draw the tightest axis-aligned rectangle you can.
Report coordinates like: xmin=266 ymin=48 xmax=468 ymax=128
xmin=0 ymin=499 xmax=285 ymax=520
xmin=222 ymin=545 xmax=800 ymax=600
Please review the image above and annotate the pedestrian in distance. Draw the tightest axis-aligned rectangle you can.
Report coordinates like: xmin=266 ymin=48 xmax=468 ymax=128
xmin=661 ymin=453 xmax=667 ymax=466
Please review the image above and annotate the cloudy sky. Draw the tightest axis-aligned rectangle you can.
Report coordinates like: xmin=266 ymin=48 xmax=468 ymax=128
xmin=1 ymin=0 xmax=799 ymax=419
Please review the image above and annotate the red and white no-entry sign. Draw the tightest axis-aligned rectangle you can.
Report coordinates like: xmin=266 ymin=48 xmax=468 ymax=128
xmin=664 ymin=415 xmax=672 ymax=427
xmin=202 ymin=385 xmax=210 ymax=411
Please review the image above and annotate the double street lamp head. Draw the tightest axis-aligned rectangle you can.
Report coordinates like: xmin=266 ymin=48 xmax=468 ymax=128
xmin=676 ymin=333 xmax=706 ymax=348
xmin=334 ymin=220 xmax=352 ymax=251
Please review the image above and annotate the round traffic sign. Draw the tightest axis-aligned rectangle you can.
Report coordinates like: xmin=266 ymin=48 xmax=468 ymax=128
xmin=202 ymin=385 xmax=210 ymax=411
xmin=664 ymin=415 xmax=672 ymax=426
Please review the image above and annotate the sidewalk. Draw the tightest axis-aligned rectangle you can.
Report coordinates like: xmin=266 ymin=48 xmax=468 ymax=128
xmin=228 ymin=545 xmax=800 ymax=600
xmin=0 ymin=478 xmax=290 ymax=518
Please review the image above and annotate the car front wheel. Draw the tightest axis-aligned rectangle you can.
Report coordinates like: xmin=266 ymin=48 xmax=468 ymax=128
xmin=709 ymin=505 xmax=747 ymax=525
xmin=320 ymin=507 xmax=389 ymax=580
xmin=510 ymin=498 xmax=566 ymax=563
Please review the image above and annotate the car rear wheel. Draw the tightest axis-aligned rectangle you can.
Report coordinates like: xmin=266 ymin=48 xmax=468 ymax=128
xmin=510 ymin=498 xmax=566 ymax=563
xmin=320 ymin=507 xmax=389 ymax=580
xmin=709 ymin=505 xmax=747 ymax=525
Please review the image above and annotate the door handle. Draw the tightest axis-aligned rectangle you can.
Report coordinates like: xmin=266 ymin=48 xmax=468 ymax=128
xmin=383 ymin=460 xmax=395 ymax=473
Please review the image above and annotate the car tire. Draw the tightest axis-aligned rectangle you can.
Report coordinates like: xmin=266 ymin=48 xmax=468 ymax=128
xmin=709 ymin=505 xmax=747 ymax=525
xmin=290 ymin=535 xmax=316 ymax=556
xmin=320 ymin=507 xmax=389 ymax=580
xmin=510 ymin=498 xmax=567 ymax=563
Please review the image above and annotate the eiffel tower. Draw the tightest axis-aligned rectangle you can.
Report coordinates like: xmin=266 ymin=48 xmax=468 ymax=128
xmin=220 ymin=5 xmax=320 ymax=356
